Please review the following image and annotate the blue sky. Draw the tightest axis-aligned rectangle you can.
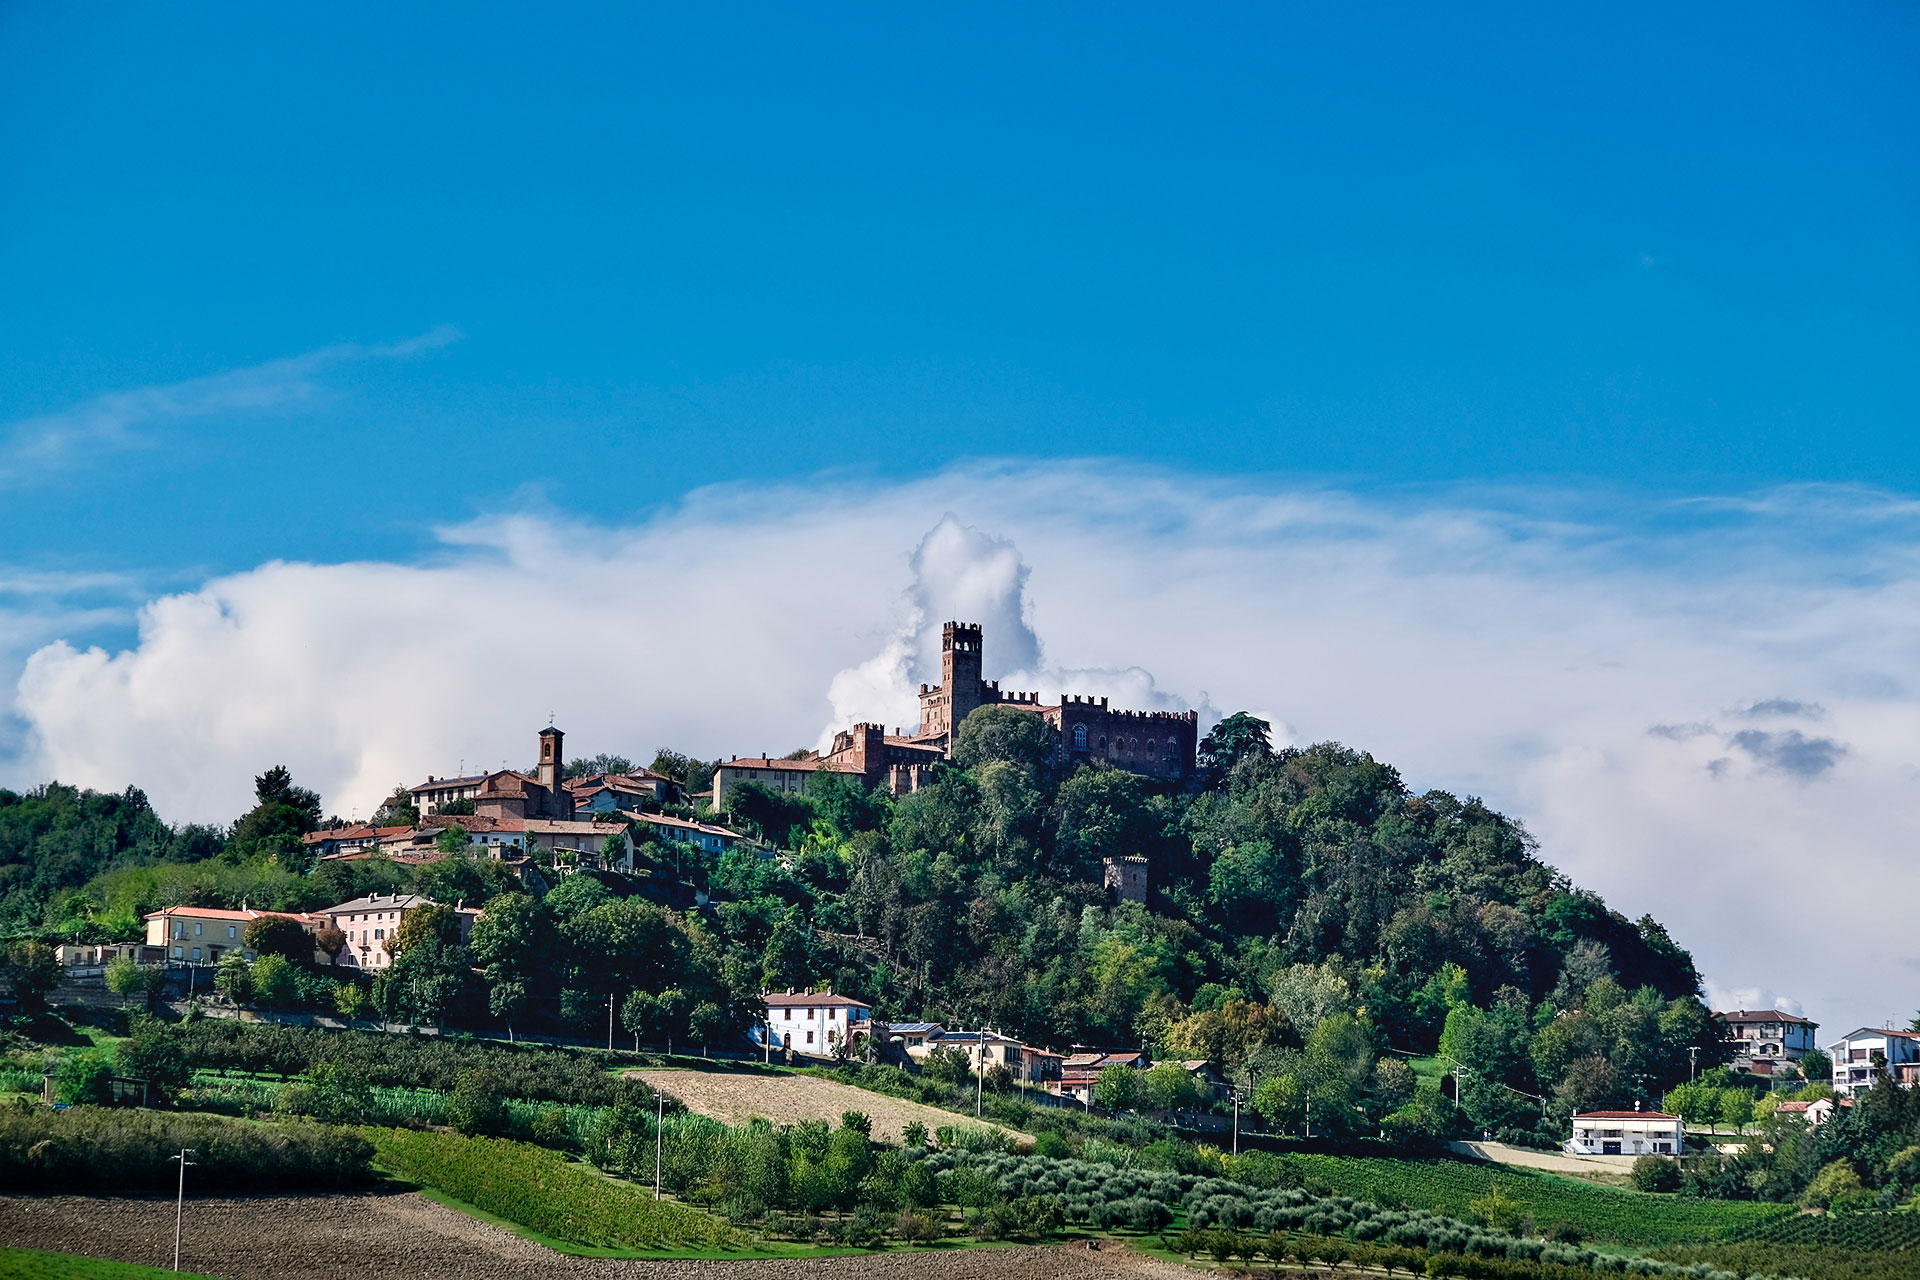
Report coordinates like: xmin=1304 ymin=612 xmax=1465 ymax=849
xmin=3 ymin=5 xmax=1920 ymax=1030
xmin=4 ymin=5 xmax=1917 ymax=574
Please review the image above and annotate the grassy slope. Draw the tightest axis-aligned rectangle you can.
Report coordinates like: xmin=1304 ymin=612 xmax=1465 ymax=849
xmin=1268 ymin=1153 xmax=1788 ymax=1248
xmin=0 ymin=1248 xmax=220 ymax=1280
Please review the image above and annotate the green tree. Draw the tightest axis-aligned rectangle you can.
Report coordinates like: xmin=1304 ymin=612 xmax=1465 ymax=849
xmin=213 ymin=953 xmax=253 ymax=1005
xmin=228 ymin=765 xmax=323 ymax=867
xmin=332 ymin=980 xmax=368 ymax=1023
xmin=244 ymin=915 xmax=314 ymax=961
xmin=103 ymin=954 xmax=148 ymax=997
xmin=490 ymin=979 xmax=528 ymax=1042
xmin=1093 ymin=1062 xmax=1142 ymax=1111
xmin=386 ymin=902 xmax=457 ymax=959
xmin=0 ymin=941 xmax=58 ymax=1012
xmin=117 ymin=1015 xmax=190 ymax=1100
xmin=1197 ymin=712 xmax=1273 ymax=785
xmin=447 ymin=1069 xmax=508 ymax=1136
xmin=1143 ymin=1060 xmax=1204 ymax=1111
xmin=1630 ymin=1154 xmax=1682 ymax=1192
xmin=55 ymin=1050 xmax=113 ymax=1104
xmin=249 ymin=953 xmax=298 ymax=1008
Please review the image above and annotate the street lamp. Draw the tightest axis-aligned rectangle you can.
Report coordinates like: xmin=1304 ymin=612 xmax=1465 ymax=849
xmin=170 ymin=1148 xmax=196 ymax=1272
xmin=1231 ymin=1090 xmax=1247 ymax=1156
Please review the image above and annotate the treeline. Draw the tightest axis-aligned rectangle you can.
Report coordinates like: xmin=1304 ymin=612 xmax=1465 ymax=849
xmin=0 ymin=1105 xmax=373 ymax=1190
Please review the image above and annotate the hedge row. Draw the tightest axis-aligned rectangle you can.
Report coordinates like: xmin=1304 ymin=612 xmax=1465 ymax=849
xmin=365 ymin=1127 xmax=740 ymax=1251
xmin=169 ymin=1021 xmax=649 ymax=1108
xmin=0 ymin=1106 xmax=373 ymax=1190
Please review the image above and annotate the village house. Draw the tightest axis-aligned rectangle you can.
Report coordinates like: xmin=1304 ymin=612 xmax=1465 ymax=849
xmin=1774 ymin=1097 xmax=1836 ymax=1126
xmin=410 ymin=727 xmax=576 ymax=821
xmin=566 ymin=770 xmax=686 ymax=812
xmin=1178 ymin=1060 xmax=1232 ymax=1104
xmin=1056 ymin=1050 xmax=1149 ymax=1104
xmin=904 ymin=1029 xmax=1062 ymax=1087
xmin=300 ymin=824 xmax=413 ymax=859
xmin=711 ymin=754 xmax=863 ymax=811
xmin=1715 ymin=1008 xmax=1820 ymax=1076
xmin=143 ymin=905 xmax=331 ymax=965
xmin=321 ymin=892 xmax=480 ymax=972
xmin=756 ymin=989 xmax=872 ymax=1055
xmin=1826 ymin=1027 xmax=1920 ymax=1097
xmin=885 ymin=1021 xmax=946 ymax=1052
xmin=55 ymin=941 xmax=168 ymax=968
xmin=627 ymin=811 xmax=748 ymax=856
xmin=1565 ymin=1106 xmax=1683 ymax=1157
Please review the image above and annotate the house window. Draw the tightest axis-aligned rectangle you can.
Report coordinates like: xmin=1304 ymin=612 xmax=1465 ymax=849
xmin=375 ymin=929 xmax=384 ymax=940
xmin=172 ymin=947 xmax=182 ymax=958
xmin=191 ymin=947 xmax=201 ymax=961
xmin=1072 ymin=724 xmax=1088 ymax=750
xmin=228 ymin=926 xmax=237 ymax=939
xmin=806 ymin=1031 xmax=814 ymax=1044
xmin=783 ymin=1008 xmax=791 ymax=1020
xmin=174 ymin=922 xmax=184 ymax=939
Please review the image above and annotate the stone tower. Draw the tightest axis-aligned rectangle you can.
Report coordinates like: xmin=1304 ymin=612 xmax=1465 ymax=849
xmin=537 ymin=725 xmax=565 ymax=795
xmin=941 ymin=622 xmax=985 ymax=739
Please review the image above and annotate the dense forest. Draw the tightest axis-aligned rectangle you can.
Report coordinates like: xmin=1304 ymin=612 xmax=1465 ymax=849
xmin=3 ymin=709 xmax=1733 ymax=1147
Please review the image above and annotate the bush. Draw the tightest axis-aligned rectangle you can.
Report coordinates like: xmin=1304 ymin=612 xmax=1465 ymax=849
xmin=54 ymin=1052 xmax=112 ymax=1105
xmin=893 ymin=1209 xmax=942 ymax=1244
xmin=447 ymin=1070 xmax=508 ymax=1136
xmin=0 ymin=1107 xmax=372 ymax=1189
xmin=1629 ymin=1154 xmax=1681 ymax=1193
xmin=366 ymin=1127 xmax=738 ymax=1250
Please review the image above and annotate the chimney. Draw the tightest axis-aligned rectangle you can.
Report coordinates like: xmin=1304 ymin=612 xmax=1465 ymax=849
xmin=1634 ymin=1099 xmax=1642 ymax=1112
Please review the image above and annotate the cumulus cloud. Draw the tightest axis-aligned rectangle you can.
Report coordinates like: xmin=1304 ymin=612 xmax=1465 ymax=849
xmin=0 ymin=327 xmax=459 ymax=482
xmin=8 ymin=461 xmax=1920 ymax=1032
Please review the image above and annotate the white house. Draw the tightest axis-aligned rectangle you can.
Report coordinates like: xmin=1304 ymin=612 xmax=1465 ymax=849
xmin=629 ymin=812 xmax=748 ymax=856
xmin=1826 ymin=1028 xmax=1920 ymax=1097
xmin=1565 ymin=1108 xmax=1683 ymax=1157
xmin=756 ymin=989 xmax=872 ymax=1054
xmin=1774 ymin=1098 xmax=1836 ymax=1126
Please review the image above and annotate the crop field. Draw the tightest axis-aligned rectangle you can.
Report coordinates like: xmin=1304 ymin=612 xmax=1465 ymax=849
xmin=632 ymin=1067 xmax=1028 ymax=1148
xmin=1727 ymin=1209 xmax=1920 ymax=1252
xmin=1263 ymin=1153 xmax=1788 ymax=1248
xmin=365 ymin=1127 xmax=741 ymax=1252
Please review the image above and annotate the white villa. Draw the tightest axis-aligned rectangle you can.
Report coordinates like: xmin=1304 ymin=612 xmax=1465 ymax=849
xmin=1565 ymin=1108 xmax=1683 ymax=1157
xmin=756 ymin=989 xmax=872 ymax=1055
xmin=1826 ymin=1027 xmax=1920 ymax=1097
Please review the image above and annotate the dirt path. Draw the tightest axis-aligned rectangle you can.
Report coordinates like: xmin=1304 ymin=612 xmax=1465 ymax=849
xmin=635 ymin=1068 xmax=1029 ymax=1148
xmin=0 ymin=1191 xmax=1187 ymax=1280
xmin=1447 ymin=1140 xmax=1635 ymax=1175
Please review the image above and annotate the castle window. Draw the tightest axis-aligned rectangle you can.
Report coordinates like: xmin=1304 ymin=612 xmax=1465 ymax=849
xmin=1145 ymin=739 xmax=1155 ymax=755
xmin=1072 ymin=724 xmax=1088 ymax=751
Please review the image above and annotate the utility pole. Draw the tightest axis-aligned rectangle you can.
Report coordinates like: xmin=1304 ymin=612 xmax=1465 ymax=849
xmin=1305 ymin=1089 xmax=1312 ymax=1141
xmin=653 ymin=1093 xmax=664 ymax=1200
xmin=1688 ymin=1046 xmax=1699 ymax=1081
xmin=976 ymin=1040 xmax=985 ymax=1118
xmin=608 ymin=993 xmax=615 ymax=1053
xmin=170 ymin=1148 xmax=196 ymax=1272
xmin=1232 ymin=1090 xmax=1244 ymax=1155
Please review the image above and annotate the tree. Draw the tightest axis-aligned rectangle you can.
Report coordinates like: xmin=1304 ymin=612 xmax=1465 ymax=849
xmin=489 ymin=979 xmax=529 ymax=1043
xmin=468 ymin=892 xmax=554 ymax=981
xmin=244 ymin=915 xmax=314 ymax=961
xmin=117 ymin=1015 xmax=190 ymax=1100
xmin=0 ymin=941 xmax=58 ymax=1012
xmin=1198 ymin=712 xmax=1273 ymax=785
xmin=1716 ymin=1088 xmax=1755 ymax=1134
xmin=953 ymin=705 xmax=1059 ymax=779
xmin=213 ymin=954 xmax=253 ymax=1005
xmin=313 ymin=924 xmax=348 ymax=965
xmin=1799 ymin=1048 xmax=1832 ymax=1084
xmin=249 ymin=954 xmax=298 ymax=1008
xmin=1144 ymin=1060 xmax=1204 ymax=1112
xmin=333 ymin=980 xmax=368 ymax=1023
xmin=55 ymin=1050 xmax=113 ymax=1104
xmin=228 ymin=766 xmax=323 ymax=867
xmin=567 ymin=752 xmax=635 ymax=780
xmin=103 ymin=954 xmax=148 ymax=997
xmin=1630 ymin=1154 xmax=1682 ymax=1192
xmin=447 ymin=1069 xmax=507 ymax=1136
xmin=386 ymin=903 xmax=457 ymax=959
xmin=1094 ymin=1062 xmax=1142 ymax=1111
xmin=370 ymin=786 xmax=419 ymax=827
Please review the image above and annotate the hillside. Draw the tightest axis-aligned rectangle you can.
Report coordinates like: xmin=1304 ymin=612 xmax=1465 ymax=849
xmin=5 ymin=708 xmax=1723 ymax=1147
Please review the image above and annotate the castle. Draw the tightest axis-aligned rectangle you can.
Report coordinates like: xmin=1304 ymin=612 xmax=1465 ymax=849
xmin=910 ymin=622 xmax=1198 ymax=782
xmin=709 ymin=623 xmax=1199 ymax=811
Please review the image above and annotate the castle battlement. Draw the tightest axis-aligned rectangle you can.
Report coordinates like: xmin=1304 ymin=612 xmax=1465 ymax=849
xmin=1060 ymin=703 xmax=1200 ymax=726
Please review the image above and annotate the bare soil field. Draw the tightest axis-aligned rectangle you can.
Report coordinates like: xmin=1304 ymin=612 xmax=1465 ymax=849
xmin=635 ymin=1068 xmax=1029 ymax=1148
xmin=0 ymin=1191 xmax=1186 ymax=1280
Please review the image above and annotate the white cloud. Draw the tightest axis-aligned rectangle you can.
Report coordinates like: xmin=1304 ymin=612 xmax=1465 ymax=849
xmin=8 ymin=460 xmax=1920 ymax=1035
xmin=0 ymin=326 xmax=460 ymax=483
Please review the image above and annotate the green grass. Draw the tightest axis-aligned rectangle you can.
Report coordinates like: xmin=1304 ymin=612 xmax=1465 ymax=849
xmin=0 ymin=1248 xmax=220 ymax=1280
xmin=364 ymin=1126 xmax=741 ymax=1251
xmin=1266 ymin=1153 xmax=1789 ymax=1248
xmin=1406 ymin=1056 xmax=1449 ymax=1082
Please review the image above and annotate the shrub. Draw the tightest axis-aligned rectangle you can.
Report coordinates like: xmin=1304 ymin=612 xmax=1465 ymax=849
xmin=54 ymin=1052 xmax=111 ymax=1105
xmin=446 ymin=1069 xmax=507 ymax=1136
xmin=893 ymin=1209 xmax=942 ymax=1244
xmin=0 ymin=1107 xmax=371 ymax=1189
xmin=1629 ymin=1155 xmax=1681 ymax=1193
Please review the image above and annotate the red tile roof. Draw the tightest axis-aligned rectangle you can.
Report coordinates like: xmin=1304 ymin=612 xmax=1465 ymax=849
xmin=1573 ymin=1110 xmax=1679 ymax=1120
xmin=760 ymin=990 xmax=872 ymax=1009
